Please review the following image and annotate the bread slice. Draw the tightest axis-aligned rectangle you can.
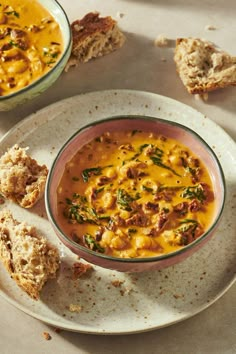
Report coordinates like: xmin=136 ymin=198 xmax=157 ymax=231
xmin=66 ymin=12 xmax=125 ymax=70
xmin=0 ymin=144 xmax=48 ymax=208
xmin=174 ymin=37 xmax=236 ymax=94
xmin=0 ymin=209 xmax=59 ymax=300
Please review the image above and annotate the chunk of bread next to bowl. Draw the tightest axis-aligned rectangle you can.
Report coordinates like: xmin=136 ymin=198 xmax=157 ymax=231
xmin=0 ymin=145 xmax=48 ymax=208
xmin=174 ymin=37 xmax=236 ymax=94
xmin=66 ymin=12 xmax=126 ymax=70
xmin=0 ymin=210 xmax=59 ymax=300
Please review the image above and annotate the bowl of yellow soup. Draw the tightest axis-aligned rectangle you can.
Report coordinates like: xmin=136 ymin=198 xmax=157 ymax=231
xmin=46 ymin=116 xmax=225 ymax=272
xmin=0 ymin=0 xmax=71 ymax=110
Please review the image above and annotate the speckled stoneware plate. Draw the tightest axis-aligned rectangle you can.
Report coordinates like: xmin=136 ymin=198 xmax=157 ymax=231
xmin=0 ymin=90 xmax=235 ymax=334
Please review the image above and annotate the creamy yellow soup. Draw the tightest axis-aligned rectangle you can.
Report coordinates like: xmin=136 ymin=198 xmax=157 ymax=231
xmin=0 ymin=0 xmax=63 ymax=96
xmin=57 ymin=130 xmax=215 ymax=258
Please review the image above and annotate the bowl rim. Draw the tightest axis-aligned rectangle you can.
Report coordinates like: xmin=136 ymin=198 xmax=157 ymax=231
xmin=0 ymin=0 xmax=72 ymax=101
xmin=45 ymin=115 xmax=226 ymax=264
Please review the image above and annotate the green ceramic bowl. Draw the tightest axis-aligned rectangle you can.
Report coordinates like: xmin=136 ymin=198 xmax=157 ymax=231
xmin=0 ymin=0 xmax=72 ymax=111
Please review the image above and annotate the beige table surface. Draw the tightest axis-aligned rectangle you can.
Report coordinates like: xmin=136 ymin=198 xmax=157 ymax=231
xmin=0 ymin=1 xmax=235 ymax=353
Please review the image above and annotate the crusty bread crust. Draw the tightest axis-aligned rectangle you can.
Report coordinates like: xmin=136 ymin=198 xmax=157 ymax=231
xmin=0 ymin=144 xmax=48 ymax=208
xmin=66 ymin=12 xmax=125 ymax=70
xmin=174 ymin=37 xmax=236 ymax=94
xmin=0 ymin=209 xmax=59 ymax=300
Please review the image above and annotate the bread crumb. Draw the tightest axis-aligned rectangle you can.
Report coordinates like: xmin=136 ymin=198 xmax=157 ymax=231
xmin=194 ymin=93 xmax=209 ymax=101
xmin=123 ymin=286 xmax=134 ymax=295
xmin=69 ymin=304 xmax=82 ymax=313
xmin=72 ymin=261 xmax=94 ymax=279
xmin=116 ymin=12 xmax=125 ymax=18
xmin=111 ymin=279 xmax=124 ymax=288
xmin=154 ymin=34 xmax=169 ymax=47
xmin=205 ymin=24 xmax=217 ymax=31
xmin=42 ymin=332 xmax=52 ymax=341
xmin=54 ymin=328 xmax=62 ymax=333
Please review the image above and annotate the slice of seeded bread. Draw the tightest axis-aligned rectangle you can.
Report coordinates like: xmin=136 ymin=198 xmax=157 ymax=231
xmin=174 ymin=37 xmax=236 ymax=94
xmin=0 ymin=144 xmax=48 ymax=208
xmin=0 ymin=209 xmax=59 ymax=300
xmin=66 ymin=12 xmax=125 ymax=70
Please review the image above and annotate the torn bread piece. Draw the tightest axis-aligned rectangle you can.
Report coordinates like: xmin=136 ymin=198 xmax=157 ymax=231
xmin=174 ymin=37 xmax=236 ymax=94
xmin=0 ymin=144 xmax=48 ymax=208
xmin=0 ymin=209 xmax=60 ymax=300
xmin=66 ymin=12 xmax=125 ymax=70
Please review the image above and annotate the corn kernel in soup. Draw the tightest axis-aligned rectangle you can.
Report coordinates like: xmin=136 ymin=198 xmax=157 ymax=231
xmin=0 ymin=0 xmax=63 ymax=96
xmin=57 ymin=130 xmax=215 ymax=259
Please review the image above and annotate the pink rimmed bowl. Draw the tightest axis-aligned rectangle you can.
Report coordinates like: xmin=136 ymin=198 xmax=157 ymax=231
xmin=45 ymin=115 xmax=226 ymax=272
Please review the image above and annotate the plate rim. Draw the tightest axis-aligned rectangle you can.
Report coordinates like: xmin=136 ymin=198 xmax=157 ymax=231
xmin=0 ymin=89 xmax=235 ymax=335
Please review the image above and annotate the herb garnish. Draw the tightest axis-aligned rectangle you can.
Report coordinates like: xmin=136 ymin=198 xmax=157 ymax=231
xmin=128 ymin=228 xmax=137 ymax=238
xmin=84 ymin=233 xmax=105 ymax=253
xmin=65 ymin=194 xmax=110 ymax=224
xmin=117 ymin=188 xmax=140 ymax=211
xmin=9 ymin=40 xmax=25 ymax=50
xmin=43 ymin=48 xmax=60 ymax=65
xmin=181 ymin=185 xmax=206 ymax=203
xmin=139 ymin=143 xmax=150 ymax=152
xmin=162 ymin=207 xmax=170 ymax=214
xmin=4 ymin=10 xmax=19 ymax=18
xmin=82 ymin=165 xmax=112 ymax=182
xmin=142 ymin=185 xmax=153 ymax=193
xmin=150 ymin=156 xmax=181 ymax=177
xmin=43 ymin=48 xmax=59 ymax=58
xmin=140 ymin=144 xmax=182 ymax=177
xmin=93 ymin=186 xmax=105 ymax=196
xmin=186 ymin=166 xmax=197 ymax=177
xmin=181 ymin=157 xmax=199 ymax=178
xmin=179 ymin=218 xmax=198 ymax=225
xmin=128 ymin=228 xmax=137 ymax=234
xmin=175 ymin=219 xmax=199 ymax=245
xmin=82 ymin=167 xmax=103 ymax=182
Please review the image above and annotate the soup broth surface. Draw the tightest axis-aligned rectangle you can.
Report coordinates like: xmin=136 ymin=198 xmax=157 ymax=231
xmin=57 ymin=129 xmax=215 ymax=258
